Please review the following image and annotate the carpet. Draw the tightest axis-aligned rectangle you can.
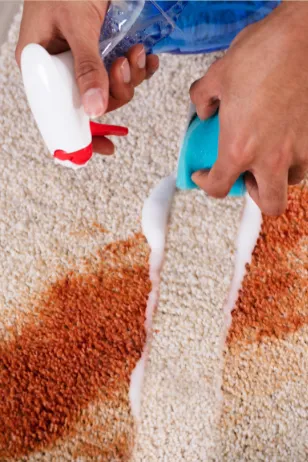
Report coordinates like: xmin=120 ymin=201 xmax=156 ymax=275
xmin=221 ymin=184 xmax=308 ymax=461
xmin=0 ymin=10 xmax=307 ymax=462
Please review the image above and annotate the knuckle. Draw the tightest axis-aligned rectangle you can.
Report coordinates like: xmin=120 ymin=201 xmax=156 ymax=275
xmin=227 ymin=137 xmax=255 ymax=168
xmin=57 ymin=4 xmax=100 ymax=38
xmin=267 ymin=149 xmax=289 ymax=171
xmin=76 ymin=58 xmax=100 ymax=82
xmin=227 ymin=141 xmax=246 ymax=168
xmin=88 ymin=2 xmax=106 ymax=23
xmin=56 ymin=4 xmax=86 ymax=26
xmin=55 ymin=4 xmax=72 ymax=25
xmin=227 ymin=147 xmax=241 ymax=168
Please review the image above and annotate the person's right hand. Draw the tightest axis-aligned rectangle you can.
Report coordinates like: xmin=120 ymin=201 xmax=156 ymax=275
xmin=16 ymin=1 xmax=159 ymax=155
xmin=190 ymin=2 xmax=308 ymax=216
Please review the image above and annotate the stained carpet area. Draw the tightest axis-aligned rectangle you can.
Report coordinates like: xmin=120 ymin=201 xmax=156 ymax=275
xmin=221 ymin=184 xmax=308 ymax=461
xmin=0 ymin=10 xmax=242 ymax=462
xmin=1 ymin=9 xmax=307 ymax=462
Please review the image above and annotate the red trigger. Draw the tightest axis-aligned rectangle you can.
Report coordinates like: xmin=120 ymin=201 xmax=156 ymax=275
xmin=54 ymin=144 xmax=93 ymax=165
xmin=53 ymin=122 xmax=128 ymax=166
xmin=90 ymin=121 xmax=128 ymax=137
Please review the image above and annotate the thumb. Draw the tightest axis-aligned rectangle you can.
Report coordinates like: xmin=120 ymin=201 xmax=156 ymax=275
xmin=65 ymin=25 xmax=109 ymax=117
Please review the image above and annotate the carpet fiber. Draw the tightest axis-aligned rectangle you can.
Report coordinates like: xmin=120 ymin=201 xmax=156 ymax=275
xmin=222 ymin=184 xmax=308 ymax=461
xmin=0 ymin=10 xmax=307 ymax=462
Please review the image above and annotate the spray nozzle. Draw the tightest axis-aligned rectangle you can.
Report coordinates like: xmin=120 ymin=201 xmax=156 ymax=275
xmin=53 ymin=121 xmax=128 ymax=166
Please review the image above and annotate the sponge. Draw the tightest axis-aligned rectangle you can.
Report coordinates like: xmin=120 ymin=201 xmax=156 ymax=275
xmin=176 ymin=111 xmax=246 ymax=196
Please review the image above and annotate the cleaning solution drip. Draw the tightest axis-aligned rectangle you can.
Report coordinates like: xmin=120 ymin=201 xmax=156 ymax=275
xmin=100 ymin=0 xmax=281 ymax=70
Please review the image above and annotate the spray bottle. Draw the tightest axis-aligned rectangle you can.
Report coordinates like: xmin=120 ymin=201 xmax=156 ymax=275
xmin=21 ymin=44 xmax=128 ymax=170
xmin=21 ymin=1 xmax=280 ymax=175
xmin=100 ymin=1 xmax=280 ymax=70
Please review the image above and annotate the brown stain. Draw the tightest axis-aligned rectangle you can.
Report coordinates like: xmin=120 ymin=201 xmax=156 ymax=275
xmin=0 ymin=234 xmax=151 ymax=459
xmin=228 ymin=185 xmax=308 ymax=345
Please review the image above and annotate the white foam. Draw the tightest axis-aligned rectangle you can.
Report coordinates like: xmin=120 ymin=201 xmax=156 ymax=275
xmin=213 ymin=194 xmax=262 ymax=410
xmin=129 ymin=174 xmax=176 ymax=419
xmin=224 ymin=193 xmax=262 ymax=328
xmin=129 ymin=183 xmax=262 ymax=419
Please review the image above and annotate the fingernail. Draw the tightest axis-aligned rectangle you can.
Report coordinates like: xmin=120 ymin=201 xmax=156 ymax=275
xmin=83 ymin=88 xmax=106 ymax=118
xmin=121 ymin=59 xmax=131 ymax=83
xmin=137 ymin=49 xmax=146 ymax=69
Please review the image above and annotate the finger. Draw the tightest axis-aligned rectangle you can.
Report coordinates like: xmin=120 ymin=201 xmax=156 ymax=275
xmin=16 ymin=32 xmax=69 ymax=67
xmin=126 ymin=44 xmax=147 ymax=86
xmin=192 ymin=162 xmax=243 ymax=199
xmin=189 ymin=59 xmax=223 ymax=120
xmin=145 ymin=54 xmax=159 ymax=79
xmin=288 ymin=165 xmax=307 ymax=185
xmin=16 ymin=3 xmax=69 ymax=66
xmin=247 ymin=170 xmax=288 ymax=216
xmin=107 ymin=53 xmax=159 ymax=113
xmin=107 ymin=57 xmax=134 ymax=112
xmin=45 ymin=37 xmax=70 ymax=55
xmin=63 ymin=11 xmax=109 ymax=118
xmin=16 ymin=17 xmax=51 ymax=67
xmin=16 ymin=3 xmax=38 ymax=66
xmin=244 ymin=171 xmax=259 ymax=202
xmin=192 ymin=125 xmax=247 ymax=198
xmin=92 ymin=136 xmax=115 ymax=155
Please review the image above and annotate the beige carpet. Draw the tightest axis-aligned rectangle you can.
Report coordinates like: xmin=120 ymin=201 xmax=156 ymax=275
xmin=221 ymin=184 xmax=308 ymax=461
xmin=0 ymin=10 xmax=306 ymax=462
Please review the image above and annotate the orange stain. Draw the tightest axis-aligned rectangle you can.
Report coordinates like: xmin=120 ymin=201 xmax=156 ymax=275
xmin=0 ymin=234 xmax=150 ymax=459
xmin=228 ymin=185 xmax=308 ymax=345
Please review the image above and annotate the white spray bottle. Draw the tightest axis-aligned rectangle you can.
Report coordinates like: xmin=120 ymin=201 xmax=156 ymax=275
xmin=21 ymin=44 xmax=128 ymax=169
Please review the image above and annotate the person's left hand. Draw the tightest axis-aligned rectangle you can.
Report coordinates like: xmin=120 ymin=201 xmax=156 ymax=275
xmin=190 ymin=2 xmax=308 ymax=216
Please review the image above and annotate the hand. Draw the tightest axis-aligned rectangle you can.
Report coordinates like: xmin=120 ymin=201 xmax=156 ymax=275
xmin=190 ymin=2 xmax=308 ymax=216
xmin=16 ymin=1 xmax=159 ymax=155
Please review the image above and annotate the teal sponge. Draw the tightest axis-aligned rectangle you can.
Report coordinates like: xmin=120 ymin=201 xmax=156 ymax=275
xmin=176 ymin=112 xmax=246 ymax=197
